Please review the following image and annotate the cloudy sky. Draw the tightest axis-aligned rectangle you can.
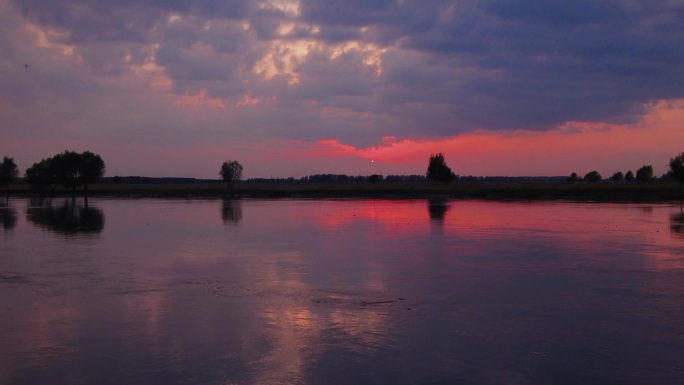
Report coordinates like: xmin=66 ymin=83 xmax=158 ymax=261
xmin=1 ymin=0 xmax=683 ymax=178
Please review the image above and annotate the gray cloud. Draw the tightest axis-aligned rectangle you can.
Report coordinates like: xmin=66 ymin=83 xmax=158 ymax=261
xmin=3 ymin=0 xmax=684 ymax=149
xmin=389 ymin=0 xmax=684 ymax=132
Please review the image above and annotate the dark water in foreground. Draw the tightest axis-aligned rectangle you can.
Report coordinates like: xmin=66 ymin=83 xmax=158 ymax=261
xmin=1 ymin=198 xmax=683 ymax=385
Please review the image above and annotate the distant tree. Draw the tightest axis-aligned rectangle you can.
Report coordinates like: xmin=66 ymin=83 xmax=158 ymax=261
xmin=635 ymin=165 xmax=653 ymax=184
xmin=25 ymin=158 xmax=57 ymax=191
xmin=426 ymin=153 xmax=456 ymax=184
xmin=368 ymin=174 xmax=381 ymax=184
xmin=26 ymin=151 xmax=105 ymax=193
xmin=611 ymin=171 xmax=624 ymax=181
xmin=625 ymin=170 xmax=634 ymax=182
xmin=668 ymin=152 xmax=684 ymax=189
xmin=219 ymin=160 xmax=243 ymax=188
xmin=0 ymin=156 xmax=19 ymax=191
xmin=566 ymin=172 xmax=580 ymax=183
xmin=51 ymin=151 xmax=81 ymax=192
xmin=79 ymin=151 xmax=106 ymax=192
xmin=584 ymin=171 xmax=602 ymax=184
xmin=51 ymin=151 xmax=106 ymax=193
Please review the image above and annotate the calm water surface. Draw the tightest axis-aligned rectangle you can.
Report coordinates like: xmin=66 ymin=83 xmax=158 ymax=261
xmin=1 ymin=198 xmax=683 ymax=384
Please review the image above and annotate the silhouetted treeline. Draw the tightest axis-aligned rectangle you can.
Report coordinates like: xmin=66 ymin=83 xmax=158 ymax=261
xmin=457 ymin=176 xmax=567 ymax=183
xmin=25 ymin=151 xmax=105 ymax=193
xmin=246 ymin=174 xmax=427 ymax=184
xmin=566 ymin=171 xmax=676 ymax=184
xmin=243 ymin=174 xmax=569 ymax=184
xmin=98 ymin=174 xmax=572 ymax=185
xmin=23 ymin=173 xmax=676 ymax=187
xmin=384 ymin=175 xmax=429 ymax=183
xmin=303 ymin=174 xmax=382 ymax=183
xmin=246 ymin=177 xmax=301 ymax=184
xmin=103 ymin=176 xmax=223 ymax=185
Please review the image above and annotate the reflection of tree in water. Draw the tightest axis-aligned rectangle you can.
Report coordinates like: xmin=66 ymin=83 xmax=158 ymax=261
xmin=671 ymin=205 xmax=684 ymax=239
xmin=26 ymin=197 xmax=104 ymax=236
xmin=0 ymin=197 xmax=17 ymax=231
xmin=427 ymin=198 xmax=450 ymax=222
xmin=222 ymin=199 xmax=243 ymax=224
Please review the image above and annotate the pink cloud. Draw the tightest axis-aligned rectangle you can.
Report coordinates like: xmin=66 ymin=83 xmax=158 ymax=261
xmin=296 ymin=100 xmax=684 ymax=178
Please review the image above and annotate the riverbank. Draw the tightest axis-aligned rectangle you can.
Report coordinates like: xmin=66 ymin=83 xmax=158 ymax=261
xmin=4 ymin=182 xmax=683 ymax=202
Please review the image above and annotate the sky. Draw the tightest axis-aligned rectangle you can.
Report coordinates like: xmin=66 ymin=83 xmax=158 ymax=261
xmin=1 ymin=0 xmax=683 ymax=179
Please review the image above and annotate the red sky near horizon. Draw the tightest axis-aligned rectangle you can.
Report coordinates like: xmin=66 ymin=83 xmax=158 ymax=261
xmin=1 ymin=1 xmax=683 ymax=179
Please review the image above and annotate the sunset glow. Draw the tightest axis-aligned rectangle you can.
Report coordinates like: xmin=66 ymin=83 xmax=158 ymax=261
xmin=1 ymin=0 xmax=682 ymax=178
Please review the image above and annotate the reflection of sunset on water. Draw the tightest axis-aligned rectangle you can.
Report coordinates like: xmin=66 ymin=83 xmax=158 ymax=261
xmin=2 ymin=198 xmax=684 ymax=384
xmin=233 ymin=247 xmax=393 ymax=383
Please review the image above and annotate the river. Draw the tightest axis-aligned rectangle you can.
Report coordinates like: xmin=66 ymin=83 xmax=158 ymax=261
xmin=1 ymin=198 xmax=683 ymax=384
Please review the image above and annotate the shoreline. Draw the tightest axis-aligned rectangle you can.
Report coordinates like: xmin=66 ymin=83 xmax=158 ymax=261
xmin=4 ymin=182 xmax=683 ymax=202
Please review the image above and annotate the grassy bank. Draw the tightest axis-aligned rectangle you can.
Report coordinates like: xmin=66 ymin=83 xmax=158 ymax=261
xmin=4 ymin=182 xmax=684 ymax=202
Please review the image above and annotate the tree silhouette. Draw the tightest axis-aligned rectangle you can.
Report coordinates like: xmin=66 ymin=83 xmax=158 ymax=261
xmin=426 ymin=153 xmax=456 ymax=184
xmin=611 ymin=171 xmax=624 ymax=181
xmin=567 ymin=172 xmax=580 ymax=183
xmin=220 ymin=160 xmax=243 ymax=188
xmin=625 ymin=170 xmax=634 ymax=182
xmin=584 ymin=171 xmax=602 ymax=184
xmin=635 ymin=165 xmax=653 ymax=184
xmin=26 ymin=152 xmax=105 ymax=193
xmin=0 ymin=156 xmax=19 ymax=191
xmin=52 ymin=151 xmax=82 ymax=192
xmin=79 ymin=151 xmax=106 ymax=192
xmin=25 ymin=158 xmax=57 ymax=191
xmin=668 ymin=152 xmax=684 ymax=189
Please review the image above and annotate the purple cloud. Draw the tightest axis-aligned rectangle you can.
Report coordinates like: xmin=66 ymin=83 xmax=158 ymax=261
xmin=1 ymin=0 xmax=683 ymax=176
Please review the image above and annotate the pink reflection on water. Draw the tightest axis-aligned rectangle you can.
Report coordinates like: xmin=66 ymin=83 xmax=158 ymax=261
xmin=1 ymin=199 xmax=684 ymax=384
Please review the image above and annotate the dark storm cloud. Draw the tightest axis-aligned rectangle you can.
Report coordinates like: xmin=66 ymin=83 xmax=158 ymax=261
xmin=299 ymin=0 xmax=439 ymax=47
xmin=294 ymin=0 xmax=684 ymax=137
xmin=304 ymin=0 xmax=684 ymax=132
xmin=387 ymin=0 xmax=684 ymax=132
xmin=14 ymin=0 xmax=156 ymax=44
xmin=12 ymin=0 xmax=250 ymax=47
xmin=4 ymin=0 xmax=684 ymax=145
